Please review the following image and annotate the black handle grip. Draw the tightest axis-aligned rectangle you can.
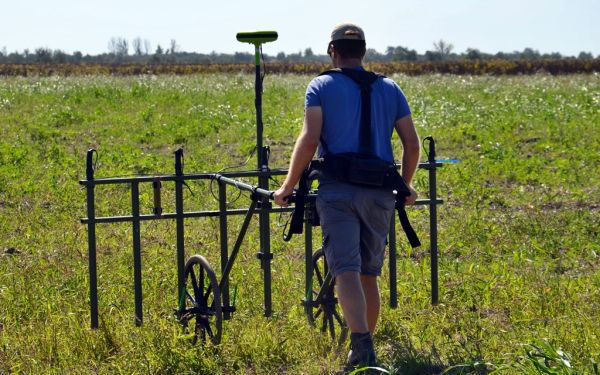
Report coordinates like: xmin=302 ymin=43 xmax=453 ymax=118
xmin=86 ymin=149 xmax=96 ymax=180
xmin=424 ymin=136 xmax=436 ymax=163
xmin=174 ymin=148 xmax=184 ymax=176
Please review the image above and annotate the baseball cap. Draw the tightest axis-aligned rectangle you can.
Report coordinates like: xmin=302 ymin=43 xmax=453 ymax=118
xmin=330 ymin=23 xmax=365 ymax=42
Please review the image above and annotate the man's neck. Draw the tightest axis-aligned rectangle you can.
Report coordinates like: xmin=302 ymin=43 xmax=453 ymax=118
xmin=333 ymin=57 xmax=363 ymax=69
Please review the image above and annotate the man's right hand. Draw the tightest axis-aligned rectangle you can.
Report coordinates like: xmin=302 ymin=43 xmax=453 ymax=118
xmin=273 ymin=185 xmax=294 ymax=207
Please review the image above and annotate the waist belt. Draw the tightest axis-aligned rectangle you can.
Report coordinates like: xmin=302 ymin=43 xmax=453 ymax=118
xmin=284 ymin=157 xmax=421 ymax=248
xmin=321 ymin=153 xmax=420 ymax=248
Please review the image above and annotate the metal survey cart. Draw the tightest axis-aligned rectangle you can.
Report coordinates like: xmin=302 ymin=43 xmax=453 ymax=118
xmin=79 ymin=31 xmax=444 ymax=344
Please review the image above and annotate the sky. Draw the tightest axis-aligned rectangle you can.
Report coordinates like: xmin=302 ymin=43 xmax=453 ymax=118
xmin=1 ymin=0 xmax=599 ymax=57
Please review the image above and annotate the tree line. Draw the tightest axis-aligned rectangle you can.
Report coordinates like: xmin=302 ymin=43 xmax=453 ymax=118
xmin=0 ymin=38 xmax=597 ymax=65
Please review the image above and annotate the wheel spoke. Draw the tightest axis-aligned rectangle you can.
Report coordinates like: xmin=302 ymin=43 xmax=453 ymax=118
xmin=185 ymin=290 xmax=195 ymax=306
xmin=206 ymin=321 xmax=214 ymax=338
xmin=189 ymin=266 xmax=201 ymax=302
xmin=320 ymin=314 xmax=328 ymax=333
xmin=333 ymin=309 xmax=345 ymax=326
xmin=314 ymin=262 xmax=324 ymax=286
xmin=199 ymin=325 xmax=206 ymax=343
xmin=203 ymin=286 xmax=212 ymax=304
xmin=328 ymin=314 xmax=335 ymax=340
xmin=314 ymin=307 xmax=323 ymax=319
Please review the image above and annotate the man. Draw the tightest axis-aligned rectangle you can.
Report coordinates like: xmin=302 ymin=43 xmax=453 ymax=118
xmin=274 ymin=23 xmax=420 ymax=372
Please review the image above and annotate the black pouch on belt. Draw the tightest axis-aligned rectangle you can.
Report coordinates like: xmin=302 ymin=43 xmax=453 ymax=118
xmin=322 ymin=152 xmax=395 ymax=188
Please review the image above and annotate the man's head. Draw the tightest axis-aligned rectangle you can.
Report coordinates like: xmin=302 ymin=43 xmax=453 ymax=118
xmin=328 ymin=23 xmax=366 ymax=60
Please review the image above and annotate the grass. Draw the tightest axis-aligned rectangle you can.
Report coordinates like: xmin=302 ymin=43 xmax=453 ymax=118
xmin=0 ymin=73 xmax=598 ymax=374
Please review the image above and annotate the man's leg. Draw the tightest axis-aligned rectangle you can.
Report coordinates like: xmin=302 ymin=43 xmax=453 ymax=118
xmin=360 ymin=274 xmax=380 ymax=333
xmin=337 ymin=271 xmax=377 ymax=373
xmin=336 ymin=271 xmax=369 ymax=333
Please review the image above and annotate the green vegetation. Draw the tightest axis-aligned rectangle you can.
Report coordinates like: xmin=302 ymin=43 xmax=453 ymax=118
xmin=0 ymin=73 xmax=598 ymax=374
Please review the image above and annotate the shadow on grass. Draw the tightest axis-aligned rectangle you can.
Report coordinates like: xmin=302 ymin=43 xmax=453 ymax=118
xmin=386 ymin=347 xmax=447 ymax=375
xmin=377 ymin=334 xmax=490 ymax=375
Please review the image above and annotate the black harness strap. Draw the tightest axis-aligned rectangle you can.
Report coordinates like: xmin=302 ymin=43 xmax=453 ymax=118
xmin=283 ymin=161 xmax=320 ymax=242
xmin=283 ymin=169 xmax=308 ymax=241
xmin=319 ymin=68 xmax=383 ymax=154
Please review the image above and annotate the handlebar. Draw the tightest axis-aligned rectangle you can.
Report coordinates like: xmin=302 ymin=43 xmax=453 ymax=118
xmin=213 ymin=174 xmax=276 ymax=201
xmin=213 ymin=174 xmax=310 ymax=205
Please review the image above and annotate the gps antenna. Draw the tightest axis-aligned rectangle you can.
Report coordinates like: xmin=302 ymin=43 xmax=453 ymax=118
xmin=236 ymin=31 xmax=278 ymax=46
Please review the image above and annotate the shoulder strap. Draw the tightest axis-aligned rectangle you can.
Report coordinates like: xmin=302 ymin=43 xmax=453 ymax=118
xmin=318 ymin=68 xmax=385 ymax=154
xmin=318 ymin=68 xmax=385 ymax=87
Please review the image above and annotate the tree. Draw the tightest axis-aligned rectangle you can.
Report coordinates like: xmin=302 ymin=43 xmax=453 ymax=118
xmin=542 ymin=52 xmax=562 ymax=59
xmin=132 ymin=37 xmax=143 ymax=56
xmin=578 ymin=51 xmax=593 ymax=60
xmin=52 ymin=50 xmax=68 ymax=63
xmin=169 ymin=39 xmax=179 ymax=54
xmin=108 ymin=37 xmax=128 ymax=56
xmin=35 ymin=47 xmax=53 ymax=63
xmin=433 ymin=39 xmax=454 ymax=60
xmin=386 ymin=46 xmax=417 ymax=61
xmin=424 ymin=50 xmax=442 ymax=61
xmin=366 ymin=48 xmax=384 ymax=62
xmin=304 ymin=47 xmax=314 ymax=60
xmin=155 ymin=45 xmax=163 ymax=55
xmin=72 ymin=51 xmax=83 ymax=63
xmin=287 ymin=51 xmax=302 ymax=62
xmin=521 ymin=47 xmax=540 ymax=60
xmin=234 ymin=52 xmax=252 ymax=63
xmin=466 ymin=48 xmax=482 ymax=60
xmin=144 ymin=39 xmax=151 ymax=55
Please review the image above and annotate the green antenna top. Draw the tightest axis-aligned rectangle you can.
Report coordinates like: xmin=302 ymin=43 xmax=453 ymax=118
xmin=236 ymin=31 xmax=278 ymax=45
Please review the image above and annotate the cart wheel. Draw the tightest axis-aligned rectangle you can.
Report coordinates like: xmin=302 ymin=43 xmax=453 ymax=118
xmin=307 ymin=248 xmax=348 ymax=344
xmin=177 ymin=255 xmax=222 ymax=345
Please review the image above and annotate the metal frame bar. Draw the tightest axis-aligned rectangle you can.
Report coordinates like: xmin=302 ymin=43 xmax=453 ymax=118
xmin=131 ymin=181 xmax=143 ymax=325
xmin=85 ymin=150 xmax=99 ymax=329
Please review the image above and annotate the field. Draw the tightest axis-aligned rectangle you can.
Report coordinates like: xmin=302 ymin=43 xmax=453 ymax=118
xmin=0 ymin=73 xmax=598 ymax=374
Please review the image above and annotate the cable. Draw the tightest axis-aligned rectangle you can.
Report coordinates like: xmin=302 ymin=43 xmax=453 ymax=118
xmin=260 ymin=45 xmax=266 ymax=93
xmin=208 ymin=146 xmax=257 ymax=205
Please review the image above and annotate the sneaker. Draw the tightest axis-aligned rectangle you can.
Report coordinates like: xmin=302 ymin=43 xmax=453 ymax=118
xmin=344 ymin=332 xmax=378 ymax=374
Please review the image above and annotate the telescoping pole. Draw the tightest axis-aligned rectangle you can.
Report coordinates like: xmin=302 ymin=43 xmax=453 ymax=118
xmin=236 ymin=31 xmax=278 ymax=317
xmin=235 ymin=31 xmax=277 ymax=171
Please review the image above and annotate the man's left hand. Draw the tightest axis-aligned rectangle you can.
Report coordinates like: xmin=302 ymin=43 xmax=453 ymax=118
xmin=405 ymin=185 xmax=418 ymax=205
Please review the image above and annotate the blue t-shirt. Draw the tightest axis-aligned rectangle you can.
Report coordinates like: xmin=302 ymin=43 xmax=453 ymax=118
xmin=305 ymin=67 xmax=411 ymax=162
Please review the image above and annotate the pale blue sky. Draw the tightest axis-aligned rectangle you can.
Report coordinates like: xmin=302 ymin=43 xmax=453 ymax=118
xmin=1 ymin=0 xmax=598 ymax=56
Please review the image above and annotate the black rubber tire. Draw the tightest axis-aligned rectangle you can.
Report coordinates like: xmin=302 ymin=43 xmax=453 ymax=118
xmin=308 ymin=248 xmax=348 ymax=344
xmin=178 ymin=255 xmax=222 ymax=345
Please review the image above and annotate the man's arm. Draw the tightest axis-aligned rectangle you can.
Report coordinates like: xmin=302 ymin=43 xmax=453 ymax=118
xmin=394 ymin=114 xmax=420 ymax=204
xmin=273 ymin=106 xmax=323 ymax=206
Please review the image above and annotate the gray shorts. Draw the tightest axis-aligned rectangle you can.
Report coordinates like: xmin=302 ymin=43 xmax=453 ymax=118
xmin=316 ymin=181 xmax=396 ymax=277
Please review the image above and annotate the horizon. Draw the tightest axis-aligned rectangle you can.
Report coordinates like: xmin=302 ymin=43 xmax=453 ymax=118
xmin=2 ymin=43 xmax=596 ymax=59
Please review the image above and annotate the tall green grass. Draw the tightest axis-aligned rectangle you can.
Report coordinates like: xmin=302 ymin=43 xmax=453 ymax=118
xmin=0 ymin=73 xmax=598 ymax=374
